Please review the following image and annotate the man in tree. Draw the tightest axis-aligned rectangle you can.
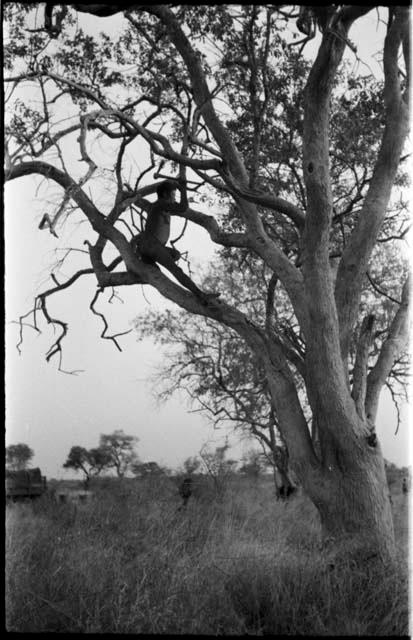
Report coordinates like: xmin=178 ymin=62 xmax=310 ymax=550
xmin=132 ymin=179 xmax=220 ymax=303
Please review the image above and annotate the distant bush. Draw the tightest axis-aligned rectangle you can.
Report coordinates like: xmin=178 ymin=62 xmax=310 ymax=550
xmin=385 ymin=460 xmax=408 ymax=492
xmin=6 ymin=476 xmax=408 ymax=634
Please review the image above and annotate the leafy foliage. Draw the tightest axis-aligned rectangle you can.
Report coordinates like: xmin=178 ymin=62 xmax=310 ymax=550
xmin=182 ymin=456 xmax=202 ymax=475
xmin=199 ymin=442 xmax=238 ymax=495
xmin=99 ymin=430 xmax=139 ymax=478
xmin=6 ymin=443 xmax=34 ymax=471
xmin=131 ymin=461 xmax=165 ymax=477
xmin=63 ymin=445 xmax=111 ymax=486
xmin=239 ymin=449 xmax=266 ymax=478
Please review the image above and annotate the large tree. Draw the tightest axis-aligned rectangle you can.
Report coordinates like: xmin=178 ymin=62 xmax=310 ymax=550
xmin=63 ymin=444 xmax=111 ymax=487
xmin=6 ymin=443 xmax=34 ymax=471
xmin=99 ymin=429 xmax=140 ymax=478
xmin=5 ymin=4 xmax=410 ymax=562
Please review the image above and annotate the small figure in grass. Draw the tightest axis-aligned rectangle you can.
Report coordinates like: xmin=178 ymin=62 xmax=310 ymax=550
xmin=178 ymin=477 xmax=192 ymax=509
xmin=402 ymin=477 xmax=408 ymax=495
xmin=277 ymin=484 xmax=296 ymax=500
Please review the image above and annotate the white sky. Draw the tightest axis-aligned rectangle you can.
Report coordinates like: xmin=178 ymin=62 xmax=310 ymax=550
xmin=4 ymin=7 xmax=411 ymax=479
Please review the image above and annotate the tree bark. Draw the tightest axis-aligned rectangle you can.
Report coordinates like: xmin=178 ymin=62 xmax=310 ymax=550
xmin=313 ymin=452 xmax=395 ymax=563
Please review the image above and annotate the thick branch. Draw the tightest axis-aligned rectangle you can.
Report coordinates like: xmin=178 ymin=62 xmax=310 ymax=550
xmin=71 ymin=3 xmax=137 ymax=16
xmin=89 ymin=288 xmax=132 ymax=351
xmin=182 ymin=207 xmax=249 ymax=248
xmin=335 ymin=7 xmax=410 ymax=360
xmin=217 ymin=167 xmax=306 ymax=229
xmin=300 ymin=11 xmax=359 ymax=424
xmin=365 ymin=275 xmax=411 ymax=423
xmin=140 ymin=5 xmax=249 ymax=185
xmin=262 ymin=336 xmax=320 ymax=476
xmin=7 ymin=160 xmax=108 ymax=233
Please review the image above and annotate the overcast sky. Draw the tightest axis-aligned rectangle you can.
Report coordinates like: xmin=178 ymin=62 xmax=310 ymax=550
xmin=4 ymin=7 xmax=411 ymax=479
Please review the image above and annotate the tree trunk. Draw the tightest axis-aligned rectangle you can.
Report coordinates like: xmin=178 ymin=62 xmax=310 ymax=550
xmin=260 ymin=343 xmax=396 ymax=563
xmin=300 ymin=425 xmax=395 ymax=563
xmin=267 ymin=421 xmax=296 ymax=498
xmin=274 ymin=469 xmax=295 ymax=500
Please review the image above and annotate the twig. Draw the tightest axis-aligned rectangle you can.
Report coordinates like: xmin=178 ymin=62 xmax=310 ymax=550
xmin=89 ymin=288 xmax=132 ymax=351
xmin=366 ymin=272 xmax=401 ymax=305
xmin=16 ymin=268 xmax=94 ymax=371
xmin=385 ymin=381 xmax=402 ymax=435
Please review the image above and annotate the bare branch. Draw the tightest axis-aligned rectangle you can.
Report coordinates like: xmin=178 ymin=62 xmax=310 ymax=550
xmin=366 ymin=271 xmax=402 ymax=305
xmin=89 ymin=288 xmax=132 ymax=352
xmin=365 ymin=274 xmax=411 ymax=423
xmin=193 ymin=166 xmax=306 ymax=230
xmin=385 ymin=381 xmax=402 ymax=435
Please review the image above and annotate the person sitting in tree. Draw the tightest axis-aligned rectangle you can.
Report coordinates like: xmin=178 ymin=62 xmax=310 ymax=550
xmin=132 ymin=179 xmax=219 ymax=303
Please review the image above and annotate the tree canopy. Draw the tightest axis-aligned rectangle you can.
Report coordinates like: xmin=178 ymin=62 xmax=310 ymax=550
xmin=63 ymin=444 xmax=111 ymax=485
xmin=6 ymin=443 xmax=35 ymax=471
xmin=99 ymin=429 xmax=140 ymax=477
xmin=63 ymin=429 xmax=140 ymax=480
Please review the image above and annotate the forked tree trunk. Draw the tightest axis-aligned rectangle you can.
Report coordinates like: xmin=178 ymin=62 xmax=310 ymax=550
xmin=258 ymin=340 xmax=397 ymax=563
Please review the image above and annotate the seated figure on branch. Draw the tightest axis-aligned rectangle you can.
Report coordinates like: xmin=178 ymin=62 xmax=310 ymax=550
xmin=132 ymin=179 xmax=219 ymax=303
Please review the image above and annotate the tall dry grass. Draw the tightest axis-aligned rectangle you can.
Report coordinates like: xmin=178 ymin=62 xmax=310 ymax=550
xmin=5 ymin=476 xmax=409 ymax=634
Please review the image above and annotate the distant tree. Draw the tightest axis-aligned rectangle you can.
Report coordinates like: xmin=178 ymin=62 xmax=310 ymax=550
xmin=6 ymin=443 xmax=34 ymax=470
xmin=99 ymin=430 xmax=139 ymax=478
xmin=200 ymin=442 xmax=238 ymax=495
xmin=132 ymin=461 xmax=164 ymax=477
xmin=239 ymin=450 xmax=264 ymax=480
xmin=63 ymin=445 xmax=111 ymax=488
xmin=182 ymin=456 xmax=202 ymax=476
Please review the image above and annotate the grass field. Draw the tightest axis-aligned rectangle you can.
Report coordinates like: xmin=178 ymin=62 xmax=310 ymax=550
xmin=5 ymin=475 xmax=410 ymax=634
